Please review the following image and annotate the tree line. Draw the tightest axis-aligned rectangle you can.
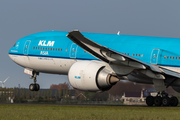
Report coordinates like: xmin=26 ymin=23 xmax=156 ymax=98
xmin=1 ymin=81 xmax=176 ymax=103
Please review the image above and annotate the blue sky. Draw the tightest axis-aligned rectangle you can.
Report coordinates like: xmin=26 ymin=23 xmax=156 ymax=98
xmin=0 ymin=0 xmax=180 ymax=88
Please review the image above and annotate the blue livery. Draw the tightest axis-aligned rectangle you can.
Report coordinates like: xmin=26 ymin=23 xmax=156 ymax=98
xmin=9 ymin=31 xmax=180 ymax=67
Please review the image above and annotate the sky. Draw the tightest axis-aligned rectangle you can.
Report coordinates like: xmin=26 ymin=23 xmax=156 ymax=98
xmin=0 ymin=0 xmax=180 ymax=88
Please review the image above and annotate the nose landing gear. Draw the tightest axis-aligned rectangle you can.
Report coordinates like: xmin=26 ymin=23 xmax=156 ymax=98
xmin=29 ymin=72 xmax=40 ymax=91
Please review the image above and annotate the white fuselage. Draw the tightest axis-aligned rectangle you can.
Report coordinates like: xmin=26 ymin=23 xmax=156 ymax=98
xmin=9 ymin=54 xmax=76 ymax=75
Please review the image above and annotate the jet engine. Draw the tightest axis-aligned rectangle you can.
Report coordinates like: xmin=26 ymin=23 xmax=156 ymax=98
xmin=68 ymin=61 xmax=119 ymax=92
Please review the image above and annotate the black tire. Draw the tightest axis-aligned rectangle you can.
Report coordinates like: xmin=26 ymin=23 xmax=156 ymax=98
xmin=162 ymin=96 xmax=171 ymax=106
xmin=35 ymin=84 xmax=40 ymax=91
xmin=146 ymin=96 xmax=154 ymax=106
xmin=171 ymin=97 xmax=179 ymax=106
xmin=154 ymin=96 xmax=162 ymax=106
xmin=29 ymin=83 xmax=35 ymax=91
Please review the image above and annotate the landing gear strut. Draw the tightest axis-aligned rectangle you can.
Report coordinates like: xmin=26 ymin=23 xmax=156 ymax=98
xmin=29 ymin=72 xmax=40 ymax=91
xmin=146 ymin=91 xmax=178 ymax=106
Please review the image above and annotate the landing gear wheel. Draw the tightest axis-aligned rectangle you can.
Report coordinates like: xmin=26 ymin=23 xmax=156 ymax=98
xmin=154 ymin=96 xmax=162 ymax=106
xmin=35 ymin=84 xmax=40 ymax=91
xmin=146 ymin=96 xmax=154 ymax=106
xmin=29 ymin=84 xmax=40 ymax=91
xmin=171 ymin=97 xmax=179 ymax=106
xmin=29 ymin=71 xmax=40 ymax=91
xmin=162 ymin=96 xmax=170 ymax=106
xmin=29 ymin=84 xmax=36 ymax=91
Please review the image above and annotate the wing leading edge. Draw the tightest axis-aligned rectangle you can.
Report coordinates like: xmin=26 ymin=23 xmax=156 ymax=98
xmin=67 ymin=30 xmax=180 ymax=79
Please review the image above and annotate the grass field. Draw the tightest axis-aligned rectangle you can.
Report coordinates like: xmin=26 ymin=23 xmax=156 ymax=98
xmin=0 ymin=104 xmax=180 ymax=120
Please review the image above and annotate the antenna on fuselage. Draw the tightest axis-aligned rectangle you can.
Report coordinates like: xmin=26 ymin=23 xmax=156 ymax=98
xmin=117 ymin=31 xmax=120 ymax=35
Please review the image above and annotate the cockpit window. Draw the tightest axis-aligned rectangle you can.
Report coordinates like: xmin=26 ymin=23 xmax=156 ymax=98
xmin=13 ymin=42 xmax=16 ymax=47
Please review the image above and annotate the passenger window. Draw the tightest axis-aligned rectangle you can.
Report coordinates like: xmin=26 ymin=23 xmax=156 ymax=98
xmin=33 ymin=47 xmax=35 ymax=49
xmin=164 ymin=56 xmax=166 ymax=59
xmin=55 ymin=48 xmax=57 ymax=51
xmin=138 ymin=54 xmax=140 ymax=57
xmin=176 ymin=57 xmax=177 ymax=60
xmin=179 ymin=57 xmax=180 ymax=60
xmin=136 ymin=54 xmax=137 ymax=56
xmin=58 ymin=48 xmax=60 ymax=51
xmin=45 ymin=48 xmax=47 ymax=50
xmin=43 ymin=47 xmax=44 ymax=50
xmin=66 ymin=49 xmax=67 ymax=52
xmin=61 ymin=48 xmax=62 ymax=51
xmin=141 ymin=54 xmax=143 ymax=57
xmin=53 ymin=48 xmax=54 ymax=51
xmin=36 ymin=47 xmax=37 ymax=49
xmin=50 ymin=48 xmax=52 ymax=51
xmin=127 ymin=53 xmax=129 ymax=56
xmin=133 ymin=53 xmax=134 ymax=56
xmin=173 ymin=56 xmax=174 ymax=59
xmin=38 ymin=47 xmax=39 ymax=50
xmin=170 ymin=56 xmax=171 ymax=59
xmin=40 ymin=47 xmax=42 ymax=50
xmin=125 ymin=53 xmax=126 ymax=55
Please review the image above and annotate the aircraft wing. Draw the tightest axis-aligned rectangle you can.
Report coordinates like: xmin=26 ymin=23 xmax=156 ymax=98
xmin=67 ymin=30 xmax=180 ymax=79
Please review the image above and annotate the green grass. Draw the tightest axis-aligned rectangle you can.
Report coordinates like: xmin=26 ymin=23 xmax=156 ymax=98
xmin=0 ymin=104 xmax=180 ymax=120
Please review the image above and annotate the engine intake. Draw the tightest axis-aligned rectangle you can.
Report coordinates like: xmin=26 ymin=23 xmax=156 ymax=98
xmin=68 ymin=61 xmax=119 ymax=91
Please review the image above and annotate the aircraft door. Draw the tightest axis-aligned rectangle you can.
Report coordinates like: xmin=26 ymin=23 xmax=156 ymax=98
xmin=150 ymin=49 xmax=160 ymax=64
xmin=70 ymin=43 xmax=78 ymax=58
xmin=23 ymin=40 xmax=31 ymax=55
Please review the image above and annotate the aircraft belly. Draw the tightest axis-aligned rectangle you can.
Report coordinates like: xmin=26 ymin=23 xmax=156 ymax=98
xmin=9 ymin=55 xmax=75 ymax=75
xmin=160 ymin=66 xmax=180 ymax=73
xmin=29 ymin=57 xmax=75 ymax=74
xmin=9 ymin=54 xmax=30 ymax=68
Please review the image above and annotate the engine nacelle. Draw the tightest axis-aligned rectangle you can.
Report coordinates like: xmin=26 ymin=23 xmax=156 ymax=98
xmin=68 ymin=61 xmax=119 ymax=92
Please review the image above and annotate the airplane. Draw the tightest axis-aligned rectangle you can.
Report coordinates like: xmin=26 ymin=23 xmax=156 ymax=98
xmin=8 ymin=30 xmax=180 ymax=106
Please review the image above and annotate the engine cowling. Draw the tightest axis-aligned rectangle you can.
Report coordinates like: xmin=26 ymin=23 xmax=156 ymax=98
xmin=68 ymin=61 xmax=119 ymax=92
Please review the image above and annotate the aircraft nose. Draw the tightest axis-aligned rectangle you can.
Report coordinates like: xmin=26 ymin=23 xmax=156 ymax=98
xmin=8 ymin=53 xmax=15 ymax=62
xmin=9 ymin=45 xmax=17 ymax=62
